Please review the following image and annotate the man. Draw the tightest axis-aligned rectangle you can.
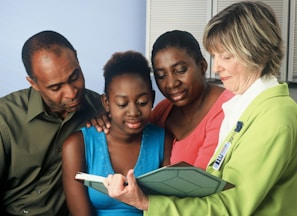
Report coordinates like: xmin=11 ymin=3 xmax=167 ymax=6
xmin=0 ymin=30 xmax=103 ymax=215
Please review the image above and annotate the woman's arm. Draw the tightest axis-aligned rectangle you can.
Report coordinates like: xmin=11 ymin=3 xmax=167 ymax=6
xmin=62 ymin=131 xmax=95 ymax=216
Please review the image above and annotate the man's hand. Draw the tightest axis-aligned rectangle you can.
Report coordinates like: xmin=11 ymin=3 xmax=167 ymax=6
xmin=103 ymin=169 xmax=149 ymax=211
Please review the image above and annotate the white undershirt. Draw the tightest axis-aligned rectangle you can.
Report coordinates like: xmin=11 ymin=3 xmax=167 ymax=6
xmin=217 ymin=75 xmax=279 ymax=151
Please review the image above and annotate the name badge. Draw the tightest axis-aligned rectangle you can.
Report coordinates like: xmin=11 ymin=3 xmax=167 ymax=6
xmin=213 ymin=142 xmax=231 ymax=171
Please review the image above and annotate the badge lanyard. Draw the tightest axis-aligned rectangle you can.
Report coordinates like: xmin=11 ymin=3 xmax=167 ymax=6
xmin=213 ymin=121 xmax=243 ymax=171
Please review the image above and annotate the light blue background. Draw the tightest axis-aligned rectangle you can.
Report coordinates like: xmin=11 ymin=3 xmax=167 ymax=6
xmin=0 ymin=1 xmax=164 ymax=103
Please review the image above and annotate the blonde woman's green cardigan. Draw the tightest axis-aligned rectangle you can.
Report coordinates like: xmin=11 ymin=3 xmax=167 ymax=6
xmin=145 ymin=83 xmax=297 ymax=216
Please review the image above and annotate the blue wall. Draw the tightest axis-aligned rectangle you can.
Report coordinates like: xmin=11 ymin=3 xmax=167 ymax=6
xmin=0 ymin=1 xmax=151 ymax=98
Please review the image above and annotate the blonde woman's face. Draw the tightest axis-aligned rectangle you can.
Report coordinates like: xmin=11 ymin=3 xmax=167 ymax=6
xmin=211 ymin=49 xmax=261 ymax=94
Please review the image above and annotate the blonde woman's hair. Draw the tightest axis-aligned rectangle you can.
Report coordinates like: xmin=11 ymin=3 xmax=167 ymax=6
xmin=203 ymin=1 xmax=283 ymax=76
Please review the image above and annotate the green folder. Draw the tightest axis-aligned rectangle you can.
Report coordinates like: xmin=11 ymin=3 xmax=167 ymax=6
xmin=75 ymin=161 xmax=234 ymax=198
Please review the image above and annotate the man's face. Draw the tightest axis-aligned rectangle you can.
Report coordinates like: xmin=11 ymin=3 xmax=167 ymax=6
xmin=27 ymin=47 xmax=85 ymax=119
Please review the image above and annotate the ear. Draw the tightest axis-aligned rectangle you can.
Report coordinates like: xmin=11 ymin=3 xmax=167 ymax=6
xmin=199 ymin=58 xmax=208 ymax=76
xmin=101 ymin=94 xmax=110 ymax=112
xmin=26 ymin=76 xmax=40 ymax=91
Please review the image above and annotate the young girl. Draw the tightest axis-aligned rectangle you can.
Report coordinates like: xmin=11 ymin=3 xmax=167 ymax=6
xmin=62 ymin=50 xmax=172 ymax=216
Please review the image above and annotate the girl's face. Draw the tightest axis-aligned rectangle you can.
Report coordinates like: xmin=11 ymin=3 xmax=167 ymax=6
xmin=211 ymin=49 xmax=261 ymax=94
xmin=103 ymin=74 xmax=153 ymax=136
xmin=153 ymin=47 xmax=207 ymax=107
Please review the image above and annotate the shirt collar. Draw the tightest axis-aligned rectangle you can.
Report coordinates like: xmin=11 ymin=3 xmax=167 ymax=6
xmin=27 ymin=88 xmax=45 ymax=122
xmin=26 ymin=88 xmax=94 ymax=122
xmin=218 ymin=75 xmax=278 ymax=145
xmin=223 ymin=75 xmax=278 ymax=115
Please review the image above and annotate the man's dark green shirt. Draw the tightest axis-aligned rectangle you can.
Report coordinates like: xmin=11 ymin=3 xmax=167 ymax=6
xmin=0 ymin=87 xmax=102 ymax=215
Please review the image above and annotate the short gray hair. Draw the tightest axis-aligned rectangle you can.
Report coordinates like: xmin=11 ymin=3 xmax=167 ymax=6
xmin=203 ymin=1 xmax=283 ymax=76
